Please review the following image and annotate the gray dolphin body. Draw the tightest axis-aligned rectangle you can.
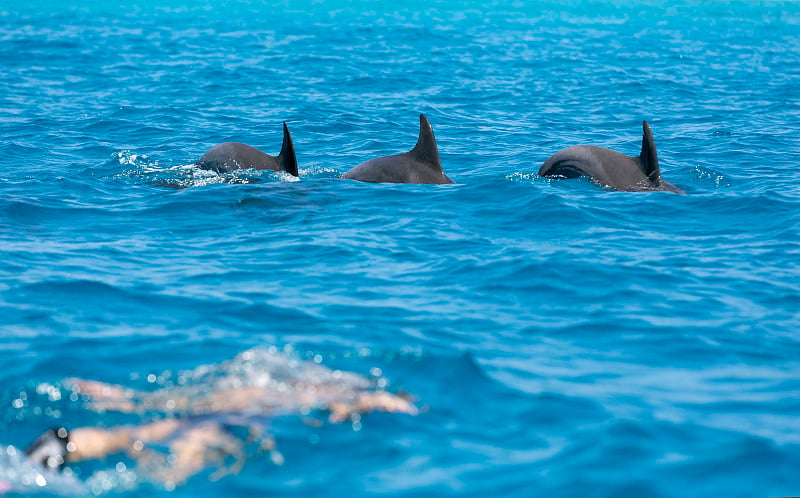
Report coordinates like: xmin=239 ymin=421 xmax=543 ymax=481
xmin=538 ymin=121 xmax=683 ymax=193
xmin=197 ymin=122 xmax=298 ymax=177
xmin=341 ymin=114 xmax=454 ymax=184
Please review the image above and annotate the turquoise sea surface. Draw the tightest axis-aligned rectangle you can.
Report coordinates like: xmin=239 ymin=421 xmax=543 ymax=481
xmin=2 ymin=0 xmax=800 ymax=496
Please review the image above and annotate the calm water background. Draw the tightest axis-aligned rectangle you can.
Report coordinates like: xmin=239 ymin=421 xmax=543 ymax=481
xmin=2 ymin=0 xmax=800 ymax=496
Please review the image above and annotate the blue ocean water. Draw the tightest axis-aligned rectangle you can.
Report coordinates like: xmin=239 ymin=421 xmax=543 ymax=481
xmin=1 ymin=0 xmax=800 ymax=496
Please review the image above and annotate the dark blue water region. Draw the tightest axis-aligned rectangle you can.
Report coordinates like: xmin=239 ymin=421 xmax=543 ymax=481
xmin=1 ymin=0 xmax=800 ymax=497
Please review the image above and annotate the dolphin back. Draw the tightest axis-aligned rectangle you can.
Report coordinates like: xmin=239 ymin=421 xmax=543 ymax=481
xmin=196 ymin=122 xmax=295 ymax=175
xmin=340 ymin=114 xmax=453 ymax=184
xmin=197 ymin=142 xmax=278 ymax=172
xmin=539 ymin=121 xmax=684 ymax=193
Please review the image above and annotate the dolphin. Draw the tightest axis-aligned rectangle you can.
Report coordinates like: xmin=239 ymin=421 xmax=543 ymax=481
xmin=341 ymin=114 xmax=454 ymax=184
xmin=538 ymin=121 xmax=683 ymax=193
xmin=196 ymin=122 xmax=298 ymax=176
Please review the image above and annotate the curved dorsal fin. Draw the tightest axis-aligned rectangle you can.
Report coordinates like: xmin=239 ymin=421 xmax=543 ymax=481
xmin=639 ymin=121 xmax=661 ymax=184
xmin=278 ymin=122 xmax=299 ymax=177
xmin=409 ymin=114 xmax=443 ymax=172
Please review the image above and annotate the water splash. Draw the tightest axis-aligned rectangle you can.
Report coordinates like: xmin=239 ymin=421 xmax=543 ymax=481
xmin=691 ymin=163 xmax=730 ymax=188
xmin=112 ymin=151 xmax=299 ymax=188
xmin=0 ymin=445 xmax=87 ymax=496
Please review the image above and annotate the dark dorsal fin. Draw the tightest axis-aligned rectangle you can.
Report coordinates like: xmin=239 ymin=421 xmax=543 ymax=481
xmin=409 ymin=114 xmax=443 ymax=172
xmin=639 ymin=120 xmax=662 ymax=184
xmin=277 ymin=122 xmax=299 ymax=177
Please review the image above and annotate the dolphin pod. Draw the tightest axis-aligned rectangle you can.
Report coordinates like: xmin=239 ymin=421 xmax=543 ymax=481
xmin=197 ymin=122 xmax=298 ymax=177
xmin=195 ymin=115 xmax=683 ymax=192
